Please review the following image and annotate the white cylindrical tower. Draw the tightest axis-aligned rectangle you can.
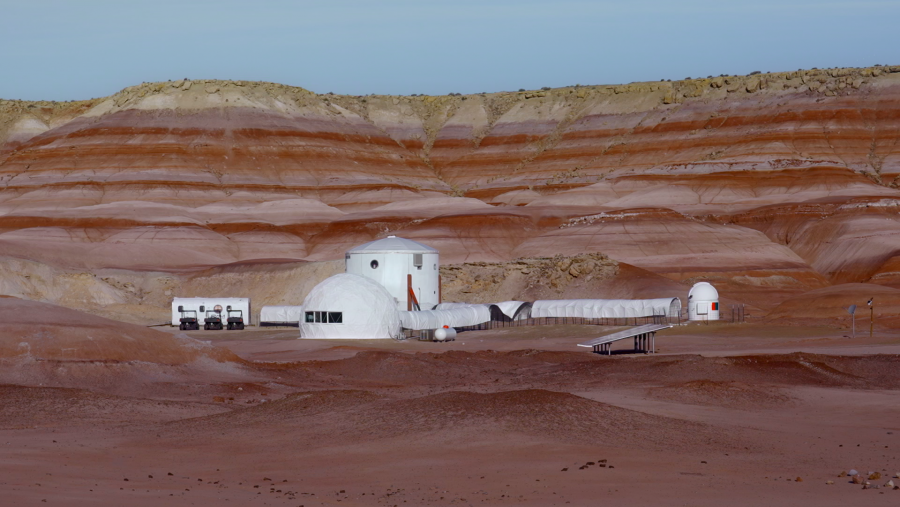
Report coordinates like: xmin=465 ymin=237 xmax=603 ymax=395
xmin=688 ymin=282 xmax=719 ymax=321
xmin=345 ymin=236 xmax=440 ymax=311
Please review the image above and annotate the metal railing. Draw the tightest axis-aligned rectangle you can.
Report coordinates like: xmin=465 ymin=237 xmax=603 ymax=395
xmin=731 ymin=304 xmax=747 ymax=323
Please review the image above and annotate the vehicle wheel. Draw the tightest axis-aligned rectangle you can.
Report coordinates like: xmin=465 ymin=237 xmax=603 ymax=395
xmin=238 ymin=323 xmax=244 ymax=330
xmin=179 ymin=323 xmax=185 ymax=331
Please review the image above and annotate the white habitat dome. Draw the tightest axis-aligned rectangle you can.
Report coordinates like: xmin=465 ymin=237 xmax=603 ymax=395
xmin=299 ymin=273 xmax=401 ymax=339
xmin=689 ymin=282 xmax=719 ymax=301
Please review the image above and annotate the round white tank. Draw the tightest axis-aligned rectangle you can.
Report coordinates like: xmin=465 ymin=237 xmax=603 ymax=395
xmin=434 ymin=326 xmax=456 ymax=341
xmin=345 ymin=236 xmax=440 ymax=311
xmin=688 ymin=282 xmax=719 ymax=321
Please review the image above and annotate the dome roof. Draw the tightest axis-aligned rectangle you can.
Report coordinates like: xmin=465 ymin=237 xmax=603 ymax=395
xmin=346 ymin=236 xmax=437 ymax=255
xmin=300 ymin=274 xmax=400 ymax=339
xmin=689 ymin=282 xmax=719 ymax=301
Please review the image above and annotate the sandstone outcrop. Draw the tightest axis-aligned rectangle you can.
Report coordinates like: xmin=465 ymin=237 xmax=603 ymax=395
xmin=440 ymin=253 xmax=619 ymax=303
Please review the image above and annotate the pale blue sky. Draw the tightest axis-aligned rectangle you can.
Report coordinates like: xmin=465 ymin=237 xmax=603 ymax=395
xmin=2 ymin=0 xmax=898 ymax=101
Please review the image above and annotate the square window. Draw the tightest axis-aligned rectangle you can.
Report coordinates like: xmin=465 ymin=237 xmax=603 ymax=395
xmin=328 ymin=312 xmax=343 ymax=323
xmin=305 ymin=312 xmax=314 ymax=323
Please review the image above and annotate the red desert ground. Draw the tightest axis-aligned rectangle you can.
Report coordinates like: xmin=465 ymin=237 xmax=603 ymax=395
xmin=2 ymin=66 xmax=900 ymax=506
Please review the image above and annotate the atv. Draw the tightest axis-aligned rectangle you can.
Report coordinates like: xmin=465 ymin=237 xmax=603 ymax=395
xmin=226 ymin=306 xmax=245 ymax=330
xmin=204 ymin=307 xmax=224 ymax=330
xmin=177 ymin=305 xmax=200 ymax=331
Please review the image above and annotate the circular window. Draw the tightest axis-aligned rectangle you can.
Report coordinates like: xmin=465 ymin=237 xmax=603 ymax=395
xmin=370 ymin=260 xmax=379 ymax=269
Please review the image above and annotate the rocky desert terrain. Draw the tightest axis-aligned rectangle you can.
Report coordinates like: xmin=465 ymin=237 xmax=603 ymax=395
xmin=3 ymin=67 xmax=900 ymax=505
xmin=3 ymin=297 xmax=900 ymax=506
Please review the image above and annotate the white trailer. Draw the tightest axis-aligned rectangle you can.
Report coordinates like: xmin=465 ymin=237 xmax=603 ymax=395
xmin=171 ymin=297 xmax=251 ymax=326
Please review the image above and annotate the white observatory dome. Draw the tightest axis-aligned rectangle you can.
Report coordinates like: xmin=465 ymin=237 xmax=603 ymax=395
xmin=299 ymin=273 xmax=401 ymax=339
xmin=688 ymin=282 xmax=720 ymax=321
xmin=688 ymin=282 xmax=719 ymax=301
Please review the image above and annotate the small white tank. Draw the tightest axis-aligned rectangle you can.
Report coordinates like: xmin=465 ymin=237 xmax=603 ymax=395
xmin=434 ymin=326 xmax=456 ymax=341
xmin=688 ymin=282 xmax=719 ymax=321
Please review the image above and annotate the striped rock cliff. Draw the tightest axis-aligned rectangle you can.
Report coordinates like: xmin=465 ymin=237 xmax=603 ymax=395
xmin=2 ymin=66 xmax=900 ymax=314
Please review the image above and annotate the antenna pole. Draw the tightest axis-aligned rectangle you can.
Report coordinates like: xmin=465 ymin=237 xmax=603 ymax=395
xmin=870 ymin=302 xmax=874 ymax=338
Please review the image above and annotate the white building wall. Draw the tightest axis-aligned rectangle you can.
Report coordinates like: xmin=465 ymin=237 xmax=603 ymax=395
xmin=688 ymin=300 xmax=720 ymax=321
xmin=531 ymin=298 xmax=681 ymax=319
xmin=346 ymin=246 xmax=439 ymax=311
xmin=259 ymin=306 xmax=303 ymax=324
xmin=398 ymin=306 xmax=492 ymax=330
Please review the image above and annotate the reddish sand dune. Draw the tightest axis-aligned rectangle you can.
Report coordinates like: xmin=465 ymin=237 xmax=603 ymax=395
xmin=649 ymin=380 xmax=795 ymax=409
xmin=3 ymin=332 xmax=900 ymax=506
xmin=0 ymin=385 xmax=226 ymax=429
xmin=171 ymin=388 xmax=733 ymax=451
xmin=765 ymin=283 xmax=900 ymax=327
xmin=0 ymin=297 xmax=238 ymax=364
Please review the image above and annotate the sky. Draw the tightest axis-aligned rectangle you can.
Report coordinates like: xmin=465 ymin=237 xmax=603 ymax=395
xmin=2 ymin=0 xmax=899 ymax=101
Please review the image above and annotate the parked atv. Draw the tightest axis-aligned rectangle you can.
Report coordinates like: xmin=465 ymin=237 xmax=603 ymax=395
xmin=177 ymin=305 xmax=200 ymax=331
xmin=226 ymin=306 xmax=245 ymax=330
xmin=204 ymin=308 xmax=223 ymax=330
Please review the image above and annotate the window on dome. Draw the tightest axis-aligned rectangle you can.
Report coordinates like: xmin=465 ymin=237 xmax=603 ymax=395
xmin=305 ymin=311 xmax=343 ymax=324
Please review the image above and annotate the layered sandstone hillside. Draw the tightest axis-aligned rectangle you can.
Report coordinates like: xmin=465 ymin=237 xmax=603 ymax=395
xmin=2 ymin=66 xmax=900 ymax=316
